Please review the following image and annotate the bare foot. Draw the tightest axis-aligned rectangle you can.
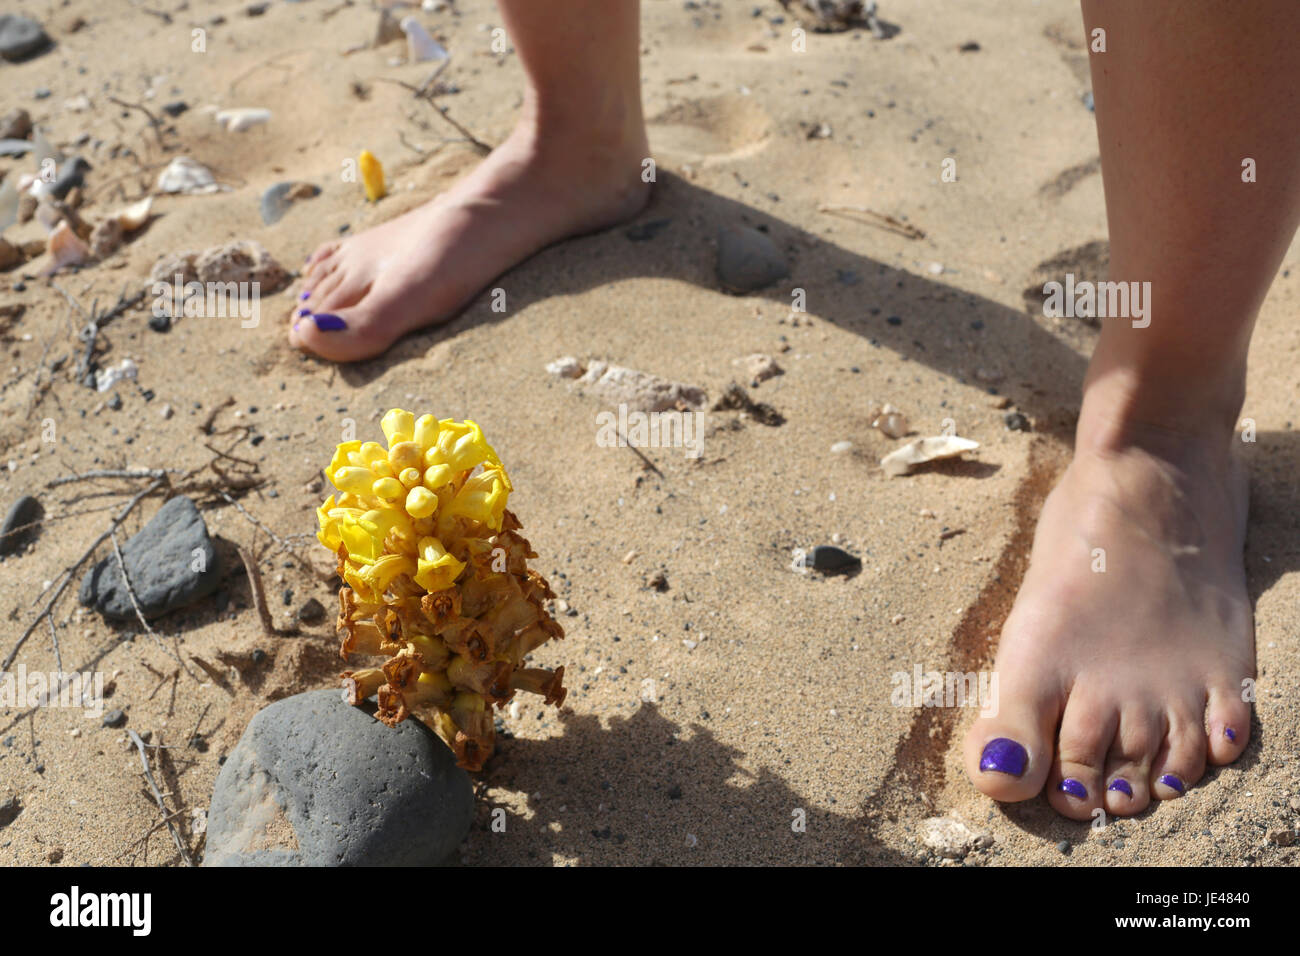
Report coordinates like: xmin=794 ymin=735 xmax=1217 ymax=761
xmin=289 ymin=119 xmax=650 ymax=362
xmin=964 ymin=385 xmax=1255 ymax=820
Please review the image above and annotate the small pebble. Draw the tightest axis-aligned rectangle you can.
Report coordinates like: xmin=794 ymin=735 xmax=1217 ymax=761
xmin=101 ymin=709 xmax=126 ymax=729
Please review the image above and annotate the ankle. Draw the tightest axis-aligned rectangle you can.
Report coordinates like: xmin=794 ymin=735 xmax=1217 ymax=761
xmin=1076 ymin=362 xmax=1244 ymax=460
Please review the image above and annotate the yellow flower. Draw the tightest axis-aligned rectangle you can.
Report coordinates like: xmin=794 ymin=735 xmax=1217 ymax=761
xmin=414 ymin=535 xmax=465 ymax=592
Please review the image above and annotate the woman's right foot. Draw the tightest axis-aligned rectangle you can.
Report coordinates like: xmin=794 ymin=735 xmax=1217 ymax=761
xmin=289 ymin=116 xmax=650 ymax=362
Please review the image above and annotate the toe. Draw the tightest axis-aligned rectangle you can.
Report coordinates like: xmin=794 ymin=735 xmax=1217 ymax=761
xmin=1102 ymin=705 xmax=1159 ymax=816
xmin=1152 ymin=706 xmax=1207 ymax=800
xmin=964 ymin=683 xmax=1058 ymax=802
xmin=1205 ymin=683 xmax=1251 ymax=765
xmin=1048 ymin=689 xmax=1113 ymax=820
xmin=304 ymin=240 xmax=341 ymax=278
xmin=312 ymin=270 xmax=372 ymax=315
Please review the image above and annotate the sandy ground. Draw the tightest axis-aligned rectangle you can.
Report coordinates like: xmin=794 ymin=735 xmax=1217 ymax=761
xmin=1 ymin=0 xmax=1298 ymax=867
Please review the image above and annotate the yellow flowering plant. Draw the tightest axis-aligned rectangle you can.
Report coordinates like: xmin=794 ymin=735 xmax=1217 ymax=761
xmin=317 ymin=409 xmax=566 ymax=770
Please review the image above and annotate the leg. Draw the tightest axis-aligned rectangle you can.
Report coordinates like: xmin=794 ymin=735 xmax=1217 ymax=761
xmin=964 ymin=0 xmax=1300 ymax=819
xmin=290 ymin=0 xmax=650 ymax=361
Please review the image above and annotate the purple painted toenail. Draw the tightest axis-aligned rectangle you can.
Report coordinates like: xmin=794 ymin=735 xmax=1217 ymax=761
xmin=1224 ymin=727 xmax=1237 ymax=742
xmin=1107 ymin=778 xmax=1133 ymax=797
xmin=1158 ymin=773 xmax=1185 ymax=794
xmin=312 ymin=313 xmax=347 ymax=332
xmin=295 ymin=308 xmax=311 ymax=318
xmin=299 ymin=290 xmax=311 ymax=300
xmin=1058 ymin=778 xmax=1087 ymax=799
xmin=979 ymin=738 xmax=1028 ymax=776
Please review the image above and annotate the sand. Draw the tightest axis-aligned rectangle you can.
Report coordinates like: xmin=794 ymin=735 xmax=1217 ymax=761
xmin=1 ymin=0 xmax=1298 ymax=867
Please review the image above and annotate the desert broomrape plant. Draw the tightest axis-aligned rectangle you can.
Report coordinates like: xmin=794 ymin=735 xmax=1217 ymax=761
xmin=317 ymin=409 xmax=566 ymax=770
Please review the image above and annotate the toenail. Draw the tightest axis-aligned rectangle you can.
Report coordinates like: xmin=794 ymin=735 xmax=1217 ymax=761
xmin=300 ymin=290 xmax=311 ymax=300
xmin=312 ymin=313 xmax=347 ymax=332
xmin=1058 ymin=778 xmax=1088 ymax=799
xmin=1158 ymin=773 xmax=1185 ymax=794
xmin=1107 ymin=778 xmax=1133 ymax=797
xmin=979 ymin=738 xmax=1028 ymax=776
xmin=1224 ymin=727 xmax=1237 ymax=742
xmin=295 ymin=308 xmax=311 ymax=318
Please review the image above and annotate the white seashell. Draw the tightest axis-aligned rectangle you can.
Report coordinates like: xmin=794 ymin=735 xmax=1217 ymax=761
xmin=214 ymin=108 xmax=271 ymax=133
xmin=115 ymin=196 xmax=154 ymax=232
xmin=881 ymin=435 xmax=980 ymax=477
xmin=156 ymin=156 xmax=222 ymax=195
xmin=44 ymin=220 xmax=90 ymax=274
xmin=400 ymin=16 xmax=449 ymax=62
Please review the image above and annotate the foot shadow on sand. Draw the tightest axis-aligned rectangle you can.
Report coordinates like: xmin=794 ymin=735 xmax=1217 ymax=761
xmin=469 ymin=701 xmax=908 ymax=865
xmin=327 ymin=171 xmax=1091 ymax=440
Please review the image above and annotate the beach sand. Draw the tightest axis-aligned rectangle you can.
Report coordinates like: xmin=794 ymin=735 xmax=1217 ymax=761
xmin=1 ymin=0 xmax=1297 ymax=866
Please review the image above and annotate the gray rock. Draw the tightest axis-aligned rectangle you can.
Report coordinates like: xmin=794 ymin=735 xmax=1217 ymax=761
xmin=259 ymin=181 xmax=320 ymax=225
xmin=0 ymin=796 xmax=21 ymax=828
xmin=51 ymin=157 xmax=92 ymax=200
xmin=78 ymin=495 xmax=220 ymax=620
xmin=0 ymin=495 xmax=43 ymax=556
xmin=204 ymin=689 xmax=473 ymax=866
xmin=716 ymin=225 xmax=789 ymax=294
xmin=101 ymin=709 xmax=127 ymax=729
xmin=1003 ymin=411 xmax=1030 ymax=432
xmin=0 ymin=15 xmax=52 ymax=62
xmin=0 ymin=139 xmax=35 ymax=158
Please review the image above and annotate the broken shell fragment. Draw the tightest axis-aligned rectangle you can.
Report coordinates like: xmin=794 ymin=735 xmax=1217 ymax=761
xmin=44 ymin=220 xmax=90 ymax=273
xmin=115 ymin=196 xmax=154 ymax=232
xmin=400 ymin=16 xmax=449 ymax=62
xmin=214 ymin=107 xmax=271 ymax=133
xmin=872 ymin=404 xmax=909 ymax=439
xmin=157 ymin=156 xmax=222 ymax=195
xmin=880 ymin=435 xmax=980 ymax=477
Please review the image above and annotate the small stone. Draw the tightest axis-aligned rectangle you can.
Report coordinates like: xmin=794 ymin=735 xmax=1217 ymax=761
xmin=89 ymin=218 xmax=124 ymax=259
xmin=545 ymin=356 xmax=584 ymax=379
xmin=1267 ymin=828 xmax=1295 ymax=846
xmin=159 ymin=403 xmax=174 ymax=420
xmin=808 ymin=544 xmax=861 ymax=574
xmin=918 ymin=816 xmax=990 ymax=859
xmin=204 ymin=690 xmax=473 ymax=866
xmin=736 ymin=353 xmax=783 ymax=383
xmin=1003 ymin=411 xmax=1030 ymax=432
xmin=50 ymin=156 xmax=92 ymax=200
xmin=830 ymin=440 xmax=853 ymax=453
xmin=161 ymin=101 xmax=189 ymax=118
xmin=0 ymin=495 xmax=44 ymax=555
xmin=647 ymin=569 xmax=669 ymax=592
xmin=296 ymin=598 xmax=326 ymax=624
xmin=260 ymin=181 xmax=321 ymax=226
xmin=106 ymin=394 xmax=123 ymax=411
xmin=101 ymin=709 xmax=126 ymax=729
xmin=149 ymin=313 xmax=172 ymax=333
xmin=78 ymin=495 xmax=221 ymax=620
xmin=0 ymin=796 xmax=21 ymax=828
xmin=0 ymin=108 xmax=32 ymax=140
xmin=0 ymin=14 xmax=52 ymax=62
xmin=1056 ymin=840 xmax=1071 ymax=854
xmin=716 ymin=225 xmax=789 ymax=294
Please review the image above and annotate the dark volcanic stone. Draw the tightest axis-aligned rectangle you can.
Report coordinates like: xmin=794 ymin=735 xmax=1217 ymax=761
xmin=78 ymin=495 xmax=220 ymax=620
xmin=204 ymin=689 xmax=473 ymax=866
xmin=0 ymin=495 xmax=43 ymax=555
xmin=808 ymin=544 xmax=861 ymax=574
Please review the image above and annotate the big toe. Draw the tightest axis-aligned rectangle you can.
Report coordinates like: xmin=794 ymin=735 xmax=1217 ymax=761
xmin=964 ymin=688 xmax=1058 ymax=802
